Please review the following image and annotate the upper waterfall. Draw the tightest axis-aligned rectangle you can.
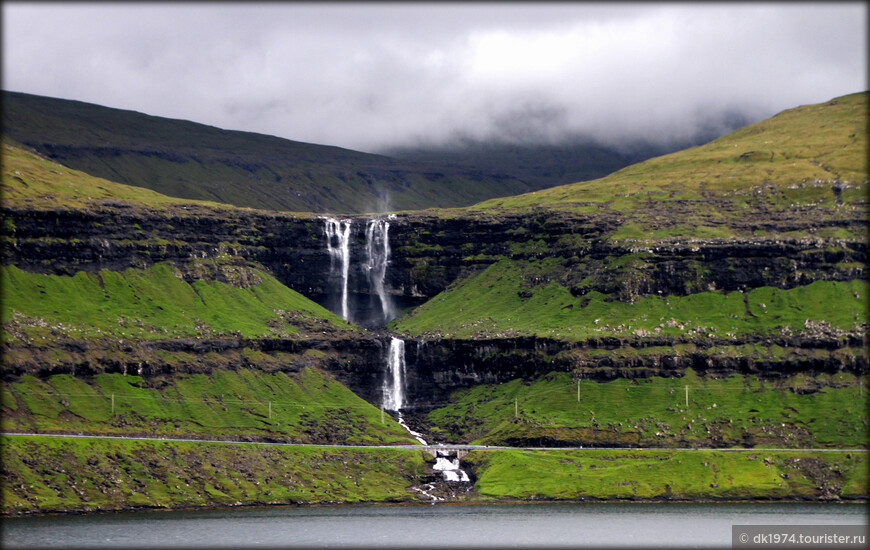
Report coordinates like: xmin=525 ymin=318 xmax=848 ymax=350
xmin=365 ymin=218 xmax=395 ymax=324
xmin=324 ymin=217 xmax=352 ymax=321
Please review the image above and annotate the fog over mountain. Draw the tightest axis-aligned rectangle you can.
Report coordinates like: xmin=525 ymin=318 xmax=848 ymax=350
xmin=3 ymin=2 xmax=866 ymax=153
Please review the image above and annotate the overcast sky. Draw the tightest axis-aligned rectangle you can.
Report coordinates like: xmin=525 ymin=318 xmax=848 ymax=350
xmin=2 ymin=2 xmax=866 ymax=153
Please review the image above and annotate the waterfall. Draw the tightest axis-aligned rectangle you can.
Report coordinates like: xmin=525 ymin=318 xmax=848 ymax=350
xmin=364 ymin=218 xmax=394 ymax=323
xmin=324 ymin=217 xmax=352 ymax=321
xmin=384 ymin=337 xmax=470 ymax=483
xmin=433 ymin=453 xmax=471 ymax=482
xmin=383 ymin=337 xmax=406 ymax=411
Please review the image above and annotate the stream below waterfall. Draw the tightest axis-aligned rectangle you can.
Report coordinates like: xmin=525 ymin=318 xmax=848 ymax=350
xmin=384 ymin=338 xmax=470 ymax=486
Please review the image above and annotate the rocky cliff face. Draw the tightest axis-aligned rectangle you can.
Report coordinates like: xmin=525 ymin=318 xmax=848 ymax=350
xmin=5 ymin=204 xmax=864 ymax=306
xmin=396 ymin=331 xmax=867 ymax=409
xmin=2 ymin=201 xmax=866 ymax=406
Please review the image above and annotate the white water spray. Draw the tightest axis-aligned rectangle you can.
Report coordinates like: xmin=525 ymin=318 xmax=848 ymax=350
xmin=364 ymin=218 xmax=394 ymax=323
xmin=324 ymin=217 xmax=352 ymax=321
xmin=433 ymin=453 xmax=470 ymax=482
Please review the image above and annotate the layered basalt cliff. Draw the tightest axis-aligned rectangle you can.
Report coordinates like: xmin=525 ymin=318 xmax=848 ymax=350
xmin=1 ymin=332 xmax=392 ymax=406
xmin=3 ymin=200 xmax=865 ymax=409
xmin=394 ymin=330 xmax=867 ymax=409
xmin=4 ymin=204 xmax=864 ymax=305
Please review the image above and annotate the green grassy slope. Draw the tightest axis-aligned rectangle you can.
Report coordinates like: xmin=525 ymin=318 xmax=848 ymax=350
xmin=474 ymin=92 xmax=867 ymax=216
xmin=2 ymin=91 xmax=548 ymax=213
xmin=1 ymin=263 xmax=416 ymax=444
xmin=1 ymin=141 xmax=228 ymax=211
xmin=390 ymin=94 xmax=868 ymax=452
xmin=1 ymin=263 xmax=353 ymax=344
xmin=1 ymin=435 xmax=428 ymax=514
xmin=1 ymin=368 xmax=411 ymax=445
xmin=391 ymin=258 xmax=866 ymax=341
xmin=426 ymin=370 xmax=867 ymax=448
xmin=390 ymin=93 xmax=866 ymax=356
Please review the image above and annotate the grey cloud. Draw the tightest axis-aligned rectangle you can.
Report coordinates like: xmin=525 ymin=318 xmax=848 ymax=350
xmin=2 ymin=2 xmax=866 ymax=152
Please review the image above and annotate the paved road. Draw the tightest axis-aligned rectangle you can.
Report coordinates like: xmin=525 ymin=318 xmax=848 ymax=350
xmin=3 ymin=432 xmax=866 ymax=452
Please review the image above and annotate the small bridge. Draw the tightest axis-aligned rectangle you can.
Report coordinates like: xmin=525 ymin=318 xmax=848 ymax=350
xmin=423 ymin=446 xmax=470 ymax=459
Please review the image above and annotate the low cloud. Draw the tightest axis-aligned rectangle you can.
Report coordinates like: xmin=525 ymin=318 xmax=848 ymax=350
xmin=3 ymin=3 xmax=866 ymax=152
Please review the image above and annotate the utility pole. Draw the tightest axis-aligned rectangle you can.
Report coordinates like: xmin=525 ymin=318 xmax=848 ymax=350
xmin=685 ymin=386 xmax=689 ymax=408
xmin=577 ymin=379 xmax=581 ymax=402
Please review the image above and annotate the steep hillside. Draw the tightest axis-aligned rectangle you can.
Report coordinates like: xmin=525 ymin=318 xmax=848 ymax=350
xmin=383 ymin=138 xmax=665 ymax=190
xmin=2 ymin=91 xmax=560 ymax=213
xmin=392 ymin=92 xmax=868 ymax=333
xmin=472 ymin=92 xmax=867 ymax=232
xmin=1 ymin=140 xmax=230 ymax=211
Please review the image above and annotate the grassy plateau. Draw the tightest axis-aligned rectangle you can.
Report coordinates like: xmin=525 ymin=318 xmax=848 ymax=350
xmin=425 ymin=369 xmax=867 ymax=449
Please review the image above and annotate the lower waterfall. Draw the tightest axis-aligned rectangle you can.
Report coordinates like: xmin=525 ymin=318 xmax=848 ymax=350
xmin=384 ymin=337 xmax=469 ymax=484
xmin=383 ymin=338 xmax=406 ymax=412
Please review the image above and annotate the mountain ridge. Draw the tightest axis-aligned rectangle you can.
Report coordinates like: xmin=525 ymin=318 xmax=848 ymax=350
xmin=4 ymin=90 xmax=687 ymax=214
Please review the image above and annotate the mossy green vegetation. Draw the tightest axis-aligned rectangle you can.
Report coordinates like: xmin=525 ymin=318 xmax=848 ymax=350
xmin=391 ymin=258 xmax=867 ymax=341
xmin=465 ymin=448 xmax=867 ymax=501
xmin=1 ymin=435 xmax=429 ymax=514
xmin=476 ymin=92 xmax=867 ymax=212
xmin=471 ymin=93 xmax=867 ymax=240
xmin=1 ymin=262 xmax=354 ymax=344
xmin=1 ymin=367 xmax=414 ymax=445
xmin=427 ymin=370 xmax=868 ymax=448
xmin=1 ymin=142 xmax=229 ymax=211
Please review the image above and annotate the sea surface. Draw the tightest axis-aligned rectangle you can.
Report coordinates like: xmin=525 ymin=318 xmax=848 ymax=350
xmin=2 ymin=501 xmax=867 ymax=548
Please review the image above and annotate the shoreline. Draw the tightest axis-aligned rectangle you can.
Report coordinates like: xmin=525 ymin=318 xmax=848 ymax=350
xmin=5 ymin=494 xmax=867 ymax=519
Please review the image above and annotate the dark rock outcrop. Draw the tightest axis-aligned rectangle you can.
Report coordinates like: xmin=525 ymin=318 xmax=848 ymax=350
xmin=3 ymin=205 xmax=864 ymax=312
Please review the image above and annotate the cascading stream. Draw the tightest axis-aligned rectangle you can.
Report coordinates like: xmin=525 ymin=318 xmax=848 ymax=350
xmin=433 ymin=454 xmax=471 ymax=482
xmin=323 ymin=217 xmax=352 ymax=321
xmin=384 ymin=337 xmax=469 ymax=483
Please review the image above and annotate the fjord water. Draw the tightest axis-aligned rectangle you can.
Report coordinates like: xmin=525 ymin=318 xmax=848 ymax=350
xmin=3 ymin=502 xmax=865 ymax=548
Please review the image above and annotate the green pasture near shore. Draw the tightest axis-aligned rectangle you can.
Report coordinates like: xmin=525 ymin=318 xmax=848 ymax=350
xmin=427 ymin=370 xmax=868 ymax=448
xmin=2 ymin=435 xmax=865 ymax=516
xmin=465 ymin=448 xmax=867 ymax=501
xmin=0 ymin=435 xmax=429 ymax=515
